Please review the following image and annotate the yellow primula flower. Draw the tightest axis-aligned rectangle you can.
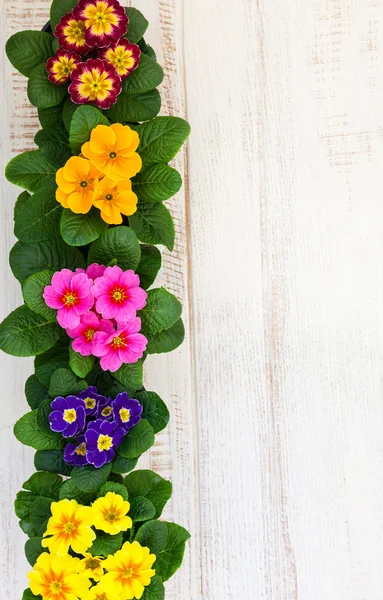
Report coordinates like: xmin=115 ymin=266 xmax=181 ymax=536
xmin=28 ymin=552 xmax=91 ymax=600
xmin=92 ymin=177 xmax=138 ymax=224
xmin=56 ymin=156 xmax=103 ymax=214
xmin=92 ymin=492 xmax=132 ymax=535
xmin=85 ymin=582 xmax=121 ymax=600
xmin=80 ymin=553 xmax=105 ymax=582
xmin=101 ymin=541 xmax=156 ymax=599
xmin=42 ymin=498 xmax=96 ymax=556
xmin=82 ymin=124 xmax=142 ymax=182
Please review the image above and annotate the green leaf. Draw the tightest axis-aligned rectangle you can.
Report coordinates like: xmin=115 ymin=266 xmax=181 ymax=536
xmin=14 ymin=191 xmax=31 ymax=219
xmin=136 ymin=245 xmax=161 ymax=290
xmin=111 ymin=361 xmax=143 ymax=394
xmin=35 ymin=123 xmax=71 ymax=168
xmin=6 ymin=31 xmax=54 ymax=77
xmin=14 ymin=187 xmax=62 ymax=243
xmin=51 ymin=0 xmax=79 ymax=30
xmin=135 ymin=520 xmax=168 ymax=556
xmin=133 ymin=165 xmax=182 ymax=203
xmin=38 ymin=103 xmax=64 ymax=129
xmin=106 ymin=90 xmax=161 ymax=124
xmin=118 ymin=420 xmax=155 ymax=459
xmin=69 ymin=105 xmax=109 ymax=154
xmin=0 ymin=305 xmax=60 ymax=357
xmin=124 ymin=470 xmax=172 ymax=519
xmin=22 ymin=270 xmax=56 ymax=321
xmin=135 ymin=391 xmax=169 ymax=434
xmin=88 ymin=226 xmax=141 ymax=271
xmin=29 ymin=496 xmax=54 ymax=536
xmin=63 ymin=97 xmax=77 ymax=132
xmin=129 ymin=496 xmax=156 ymax=523
xmin=15 ymin=491 xmax=36 ymax=520
xmin=141 ymin=575 xmax=165 ymax=600
xmin=98 ymin=482 xmax=129 ymax=502
xmin=111 ymin=455 xmax=138 ymax=476
xmin=25 ymin=537 xmax=46 ymax=566
xmin=35 ymin=338 xmax=70 ymax=387
xmin=10 ymin=238 xmax=86 ymax=284
xmin=129 ymin=202 xmax=175 ymax=251
xmin=139 ymin=288 xmax=182 ymax=336
xmin=23 ymin=588 xmax=42 ymax=600
xmin=34 ymin=450 xmax=71 ymax=476
xmin=146 ymin=318 xmax=185 ymax=355
xmin=14 ymin=411 xmax=64 ymax=450
xmin=69 ymin=346 xmax=95 ymax=379
xmin=108 ymin=473 xmax=123 ymax=484
xmin=36 ymin=398 xmax=54 ymax=433
xmin=89 ymin=531 xmax=123 ymax=557
xmin=25 ymin=375 xmax=49 ymax=410
xmin=6 ymin=150 xmax=56 ymax=192
xmin=28 ymin=63 xmax=67 ymax=109
xmin=123 ymin=54 xmax=164 ymax=95
xmin=49 ymin=368 xmax=87 ymax=398
xmin=133 ymin=117 xmax=191 ymax=167
xmin=71 ymin=463 xmax=112 ymax=493
xmin=125 ymin=7 xmax=149 ymax=43
xmin=20 ymin=519 xmax=38 ymax=538
xmin=139 ymin=39 xmax=157 ymax=62
xmin=154 ymin=523 xmax=190 ymax=581
xmin=61 ymin=207 xmax=108 ymax=247
xmin=59 ymin=478 xmax=96 ymax=504
xmin=23 ymin=471 xmax=62 ymax=499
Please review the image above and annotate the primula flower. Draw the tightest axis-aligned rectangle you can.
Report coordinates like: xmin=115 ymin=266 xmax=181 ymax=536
xmin=80 ymin=554 xmax=105 ymax=582
xmin=97 ymin=396 xmax=114 ymax=420
xmin=92 ymin=492 xmax=132 ymax=534
xmin=82 ymin=123 xmax=142 ymax=182
xmin=113 ymin=393 xmax=142 ymax=431
xmin=28 ymin=552 xmax=91 ymax=600
xmin=42 ymin=499 xmax=96 ymax=556
xmin=93 ymin=177 xmax=138 ymax=224
xmin=55 ymin=12 xmax=91 ymax=54
xmin=85 ymin=583 xmax=121 ymax=600
xmin=92 ymin=318 xmax=147 ymax=372
xmin=49 ymin=396 xmax=86 ymax=438
xmin=87 ymin=263 xmax=107 ymax=280
xmin=78 ymin=386 xmax=107 ymax=417
xmin=85 ymin=419 xmax=125 ymax=467
xmin=44 ymin=269 xmax=94 ymax=329
xmin=73 ymin=0 xmax=129 ymax=48
xmin=67 ymin=312 xmax=113 ymax=357
xmin=64 ymin=434 xmax=89 ymax=467
xmin=92 ymin=265 xmax=147 ymax=323
xmin=102 ymin=541 xmax=156 ymax=600
xmin=69 ymin=58 xmax=121 ymax=109
xmin=99 ymin=38 xmax=141 ymax=79
xmin=46 ymin=49 xmax=81 ymax=84
xmin=56 ymin=156 xmax=103 ymax=214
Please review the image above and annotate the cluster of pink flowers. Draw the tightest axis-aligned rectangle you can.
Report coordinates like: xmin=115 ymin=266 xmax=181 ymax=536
xmin=43 ymin=264 xmax=147 ymax=372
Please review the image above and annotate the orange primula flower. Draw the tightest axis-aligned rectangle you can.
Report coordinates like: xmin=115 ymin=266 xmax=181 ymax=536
xmin=93 ymin=177 xmax=138 ymax=224
xmin=56 ymin=156 xmax=103 ymax=214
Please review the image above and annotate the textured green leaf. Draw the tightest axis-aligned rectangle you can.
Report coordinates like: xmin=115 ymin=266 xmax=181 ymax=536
xmin=139 ymin=39 xmax=157 ymax=62
xmin=25 ymin=375 xmax=49 ymax=410
xmin=35 ymin=337 xmax=70 ymax=387
xmin=63 ymin=97 xmax=78 ymax=132
xmin=111 ymin=361 xmax=143 ymax=394
xmin=154 ymin=522 xmax=190 ymax=581
xmin=135 ymin=391 xmax=169 ymax=434
xmin=111 ymin=455 xmax=138 ymax=476
xmin=69 ymin=346 xmax=95 ymax=379
xmin=97 ymin=482 xmax=129 ymax=502
xmin=49 ymin=368 xmax=87 ymax=398
xmin=129 ymin=496 xmax=156 ymax=523
xmin=129 ymin=202 xmax=175 ymax=251
xmin=135 ymin=520 xmax=168 ymax=556
xmin=89 ymin=531 xmax=123 ymax=557
xmin=6 ymin=31 xmax=54 ymax=77
xmin=141 ymin=575 xmax=165 ymax=600
xmin=15 ymin=491 xmax=36 ymax=521
xmin=38 ymin=103 xmax=64 ymax=129
xmin=14 ymin=411 xmax=64 ymax=450
xmin=25 ymin=537 xmax=46 ymax=566
xmin=88 ymin=226 xmax=141 ymax=270
xmin=29 ymin=496 xmax=54 ymax=536
xmin=146 ymin=318 xmax=185 ymax=355
xmin=59 ymin=478 xmax=96 ymax=504
xmin=123 ymin=54 xmax=164 ymax=95
xmin=139 ymin=288 xmax=182 ymax=336
xmin=106 ymin=90 xmax=161 ymax=124
xmin=22 ymin=589 xmax=42 ymax=600
xmin=28 ymin=63 xmax=67 ymax=109
xmin=6 ymin=150 xmax=56 ymax=192
xmin=71 ymin=463 xmax=112 ymax=493
xmin=14 ymin=191 xmax=31 ymax=219
xmin=61 ymin=207 xmax=108 ymax=247
xmin=10 ymin=238 xmax=86 ymax=283
xmin=118 ymin=420 xmax=155 ymax=459
xmin=133 ymin=117 xmax=191 ymax=167
xmin=51 ymin=0 xmax=79 ymax=30
xmin=36 ymin=399 xmax=54 ymax=433
xmin=133 ymin=165 xmax=182 ymax=203
xmin=125 ymin=7 xmax=149 ymax=43
xmin=69 ymin=105 xmax=109 ymax=154
xmin=22 ymin=270 xmax=56 ymax=321
xmin=0 ymin=305 xmax=60 ymax=357
xmin=34 ymin=450 xmax=71 ymax=476
xmin=136 ymin=244 xmax=162 ymax=290
xmin=124 ymin=470 xmax=172 ymax=519
xmin=23 ymin=471 xmax=63 ymax=499
xmin=34 ymin=122 xmax=71 ymax=168
xmin=14 ymin=187 xmax=62 ymax=243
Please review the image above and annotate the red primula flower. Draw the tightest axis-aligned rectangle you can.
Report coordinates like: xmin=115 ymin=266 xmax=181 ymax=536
xmin=55 ymin=12 xmax=91 ymax=54
xmin=99 ymin=38 xmax=141 ymax=80
xmin=46 ymin=50 xmax=81 ymax=85
xmin=69 ymin=58 xmax=121 ymax=109
xmin=73 ymin=0 xmax=129 ymax=48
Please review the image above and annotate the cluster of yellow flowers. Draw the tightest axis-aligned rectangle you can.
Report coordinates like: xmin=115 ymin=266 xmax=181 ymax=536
xmin=28 ymin=492 xmax=156 ymax=600
xmin=56 ymin=124 xmax=142 ymax=224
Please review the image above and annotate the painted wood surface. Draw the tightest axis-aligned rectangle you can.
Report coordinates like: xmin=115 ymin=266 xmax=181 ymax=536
xmin=1 ymin=0 xmax=383 ymax=598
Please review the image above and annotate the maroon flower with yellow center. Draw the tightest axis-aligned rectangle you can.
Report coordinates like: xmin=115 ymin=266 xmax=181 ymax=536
xmin=55 ymin=12 xmax=91 ymax=54
xmin=46 ymin=50 xmax=81 ymax=85
xmin=99 ymin=38 xmax=141 ymax=79
xmin=73 ymin=0 xmax=128 ymax=48
xmin=69 ymin=58 xmax=121 ymax=109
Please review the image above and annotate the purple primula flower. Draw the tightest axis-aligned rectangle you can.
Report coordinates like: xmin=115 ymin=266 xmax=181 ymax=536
xmin=85 ymin=419 xmax=125 ymax=468
xmin=113 ymin=393 xmax=142 ymax=432
xmin=49 ymin=395 xmax=86 ymax=438
xmin=77 ymin=386 xmax=107 ymax=417
xmin=97 ymin=397 xmax=114 ymax=421
xmin=64 ymin=434 xmax=89 ymax=467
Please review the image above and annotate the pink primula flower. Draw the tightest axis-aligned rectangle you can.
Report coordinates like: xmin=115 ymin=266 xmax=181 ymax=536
xmin=67 ymin=312 xmax=113 ymax=356
xmin=92 ymin=265 xmax=147 ymax=324
xmin=43 ymin=269 xmax=94 ymax=329
xmin=76 ymin=264 xmax=106 ymax=280
xmin=92 ymin=317 xmax=147 ymax=372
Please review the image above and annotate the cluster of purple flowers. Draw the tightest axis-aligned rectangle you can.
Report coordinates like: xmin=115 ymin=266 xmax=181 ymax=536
xmin=48 ymin=387 xmax=143 ymax=469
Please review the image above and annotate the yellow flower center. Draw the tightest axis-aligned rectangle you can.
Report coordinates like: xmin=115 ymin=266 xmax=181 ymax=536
xmin=63 ymin=291 xmax=78 ymax=306
xmin=97 ymin=434 xmax=113 ymax=451
xmin=105 ymin=193 xmax=113 ymax=201
xmin=78 ymin=68 xmax=113 ymax=102
xmin=75 ymin=443 xmax=87 ymax=456
xmin=86 ymin=557 xmax=101 ymax=570
xmin=63 ymin=408 xmax=77 ymax=423
xmin=105 ymin=47 xmax=136 ymax=75
xmin=64 ymin=19 xmax=86 ymax=46
xmin=111 ymin=335 xmax=126 ymax=348
xmin=109 ymin=151 xmax=117 ymax=159
xmin=119 ymin=408 xmax=131 ymax=423
xmin=111 ymin=287 xmax=126 ymax=303
xmin=101 ymin=406 xmax=112 ymax=417
xmin=123 ymin=568 xmax=133 ymax=579
xmin=80 ymin=180 xmax=88 ymax=188
xmin=64 ymin=522 xmax=74 ymax=533
xmin=85 ymin=328 xmax=96 ymax=341
xmin=85 ymin=397 xmax=96 ymax=409
xmin=107 ymin=511 xmax=116 ymax=521
xmin=50 ymin=581 xmax=62 ymax=593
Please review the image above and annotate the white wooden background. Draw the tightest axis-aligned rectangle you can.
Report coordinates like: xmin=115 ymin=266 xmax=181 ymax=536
xmin=1 ymin=0 xmax=383 ymax=598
